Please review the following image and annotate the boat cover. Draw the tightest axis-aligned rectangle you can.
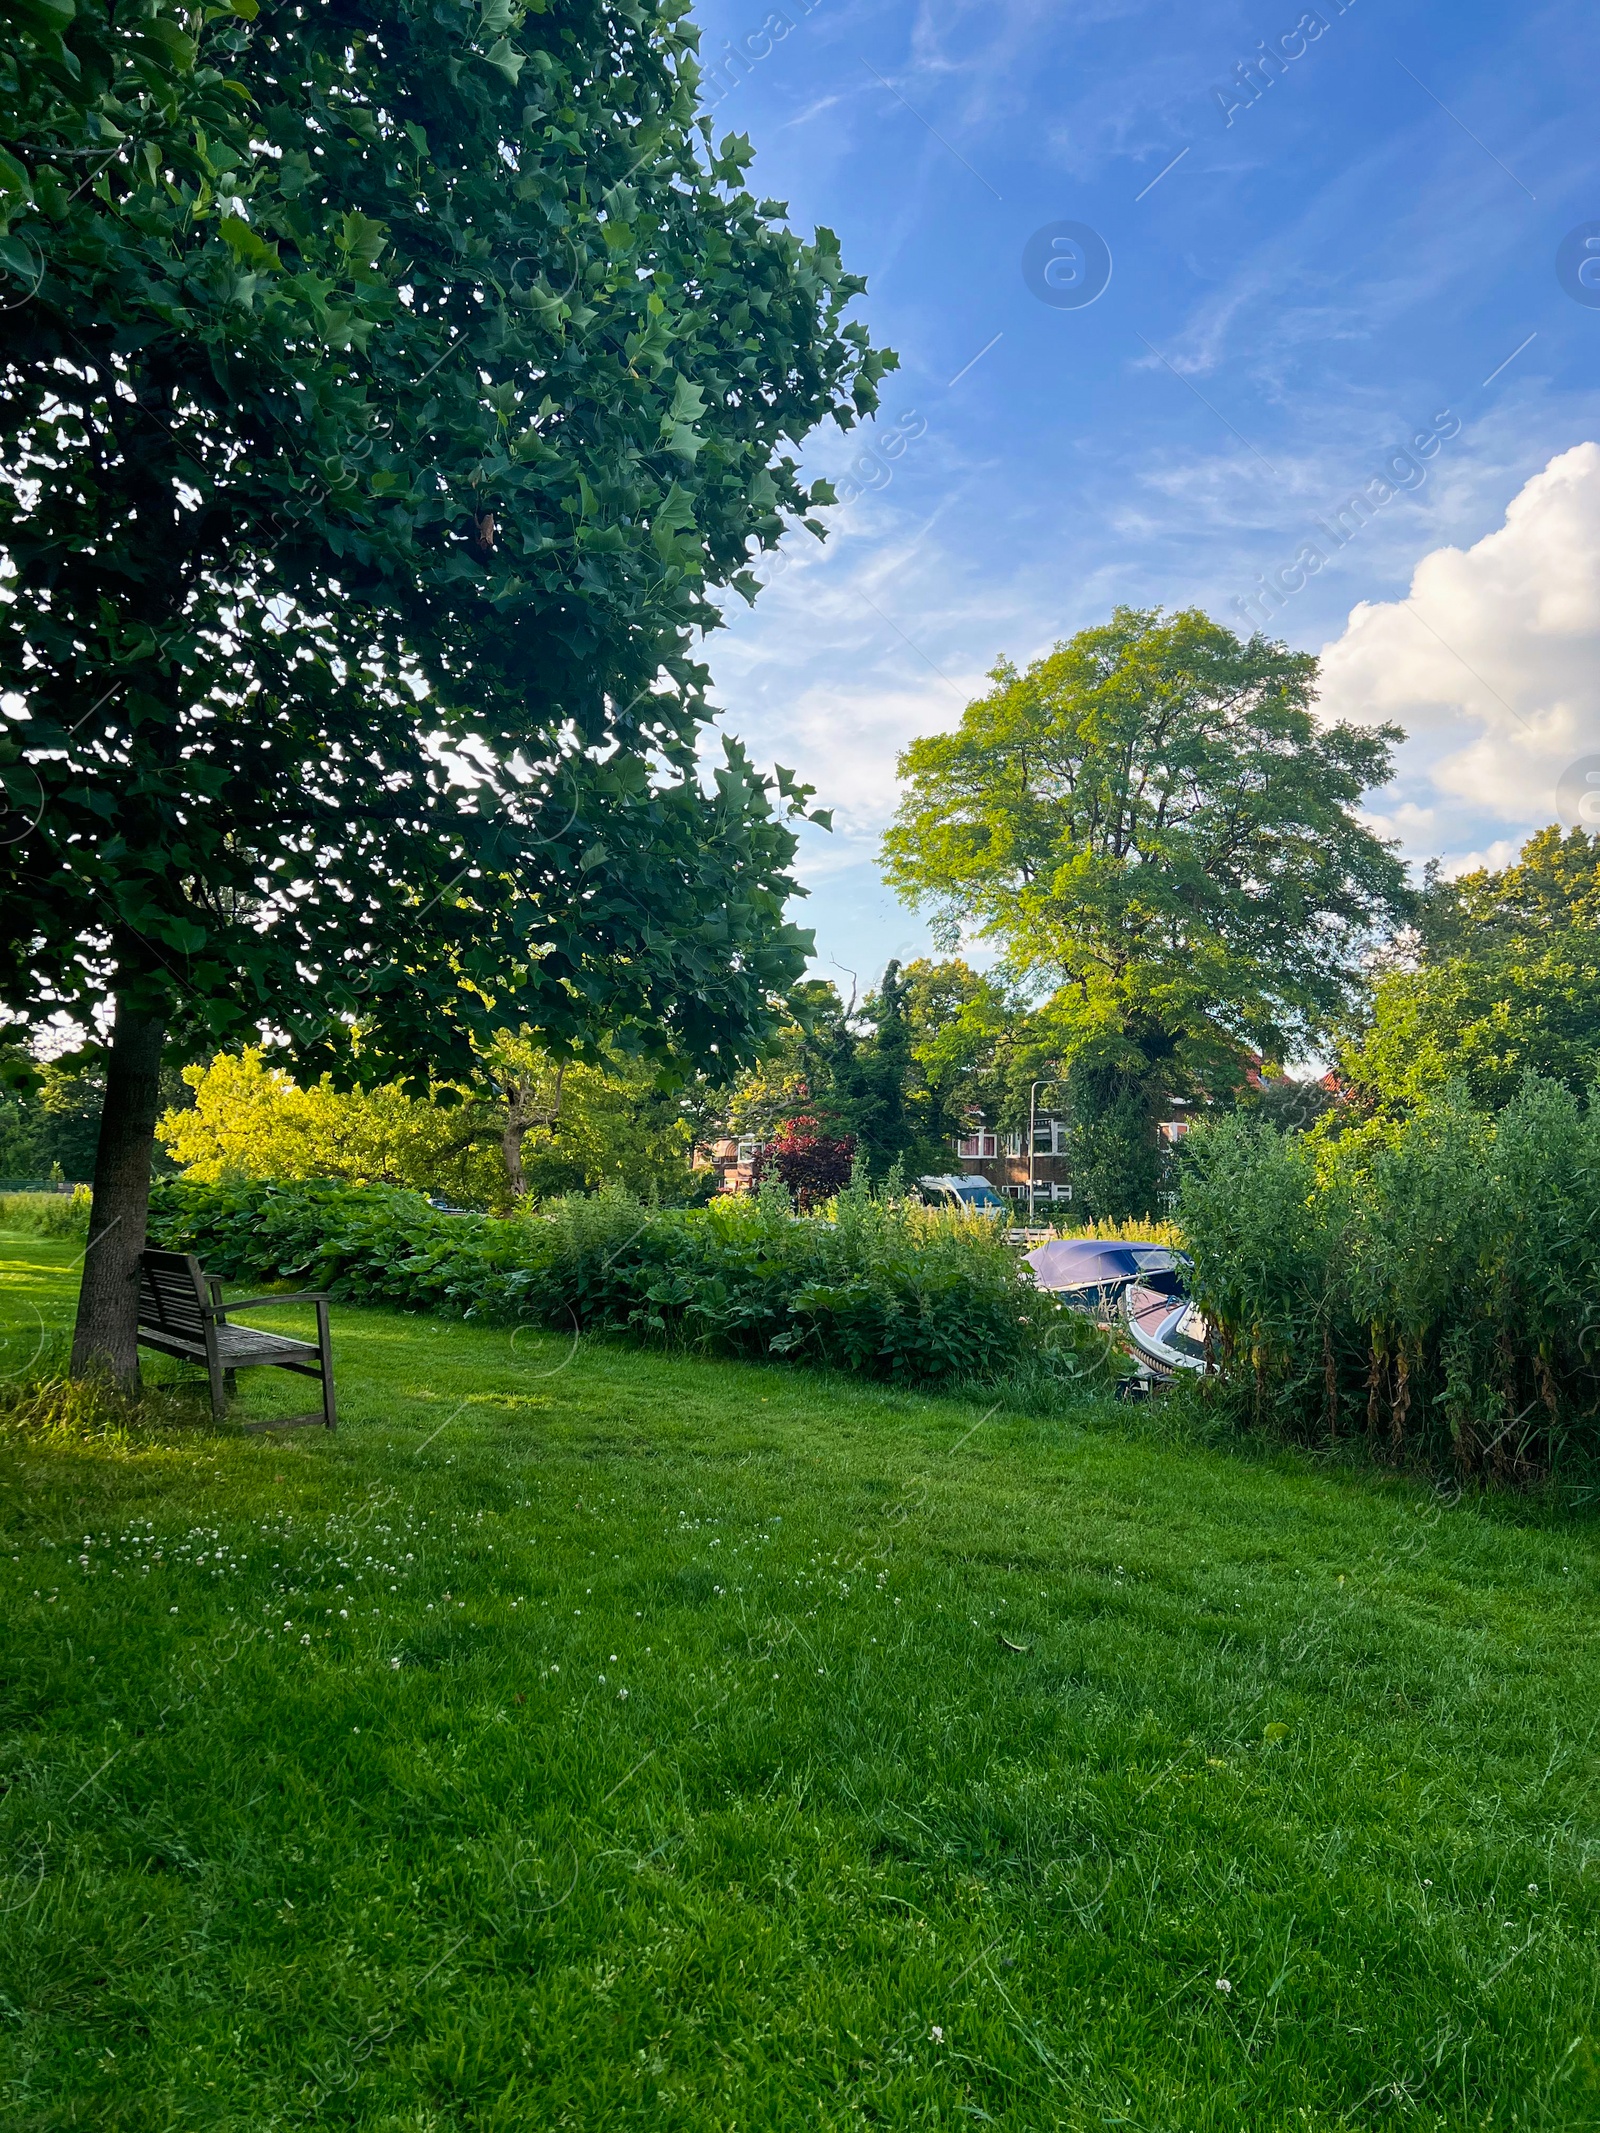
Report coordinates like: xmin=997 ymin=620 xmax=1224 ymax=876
xmin=1025 ymin=1238 xmax=1190 ymax=1298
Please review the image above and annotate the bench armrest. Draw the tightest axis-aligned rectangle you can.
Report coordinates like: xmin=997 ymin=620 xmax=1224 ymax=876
xmin=210 ymin=1291 xmax=331 ymax=1314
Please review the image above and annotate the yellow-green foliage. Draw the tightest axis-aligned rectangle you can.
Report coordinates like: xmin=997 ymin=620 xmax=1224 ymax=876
xmin=513 ymin=1057 xmax=699 ymax=1203
xmin=159 ymin=1048 xmax=702 ymax=1210
xmin=1054 ymin=1213 xmax=1186 ymax=1249
xmin=1343 ymin=935 xmax=1600 ymax=1113
xmin=159 ymin=1051 xmax=508 ymax=1205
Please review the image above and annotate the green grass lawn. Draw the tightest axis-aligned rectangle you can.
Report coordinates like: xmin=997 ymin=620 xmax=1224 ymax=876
xmin=0 ymin=1231 xmax=1596 ymax=2131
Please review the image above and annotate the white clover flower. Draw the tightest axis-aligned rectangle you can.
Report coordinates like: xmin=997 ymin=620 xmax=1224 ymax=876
xmin=930 ymin=2025 xmax=944 ymax=2042
xmin=1216 ymin=1978 xmax=1232 ymax=1994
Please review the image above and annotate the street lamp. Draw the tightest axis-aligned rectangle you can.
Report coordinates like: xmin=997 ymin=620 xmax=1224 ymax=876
xmin=1028 ymin=1078 xmax=1067 ymax=1228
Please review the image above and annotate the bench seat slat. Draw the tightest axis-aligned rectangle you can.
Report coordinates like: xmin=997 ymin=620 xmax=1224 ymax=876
xmin=215 ymin=1325 xmax=316 ymax=1362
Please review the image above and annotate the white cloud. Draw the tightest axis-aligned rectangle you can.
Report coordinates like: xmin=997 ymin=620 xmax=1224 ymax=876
xmin=1314 ymin=442 xmax=1600 ymax=856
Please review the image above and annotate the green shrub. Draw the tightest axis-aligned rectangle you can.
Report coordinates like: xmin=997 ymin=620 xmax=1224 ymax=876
xmin=1178 ymin=1076 xmax=1600 ymax=1477
xmin=147 ymin=1173 xmax=1124 ymax=1395
xmin=0 ymin=1187 xmax=92 ymax=1239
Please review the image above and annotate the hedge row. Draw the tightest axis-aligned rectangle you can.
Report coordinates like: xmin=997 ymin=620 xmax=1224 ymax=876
xmin=147 ymin=1174 xmax=1120 ymax=1392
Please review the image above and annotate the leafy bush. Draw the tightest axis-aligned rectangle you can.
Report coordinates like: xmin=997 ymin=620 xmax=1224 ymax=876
xmin=0 ymin=1188 xmax=92 ymax=1239
xmin=1178 ymin=1076 xmax=1600 ymax=1477
xmin=146 ymin=1173 xmax=1121 ymax=1395
xmin=750 ymin=1117 xmax=857 ymax=1211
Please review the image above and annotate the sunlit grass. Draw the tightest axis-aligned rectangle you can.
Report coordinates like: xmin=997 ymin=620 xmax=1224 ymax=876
xmin=0 ymin=1228 xmax=1595 ymax=2129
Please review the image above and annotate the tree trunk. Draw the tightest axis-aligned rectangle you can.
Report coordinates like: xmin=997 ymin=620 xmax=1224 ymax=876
xmin=70 ymin=997 xmax=167 ymax=1387
xmin=500 ymin=1064 xmax=561 ymax=1200
xmin=501 ymin=1088 xmax=528 ymax=1200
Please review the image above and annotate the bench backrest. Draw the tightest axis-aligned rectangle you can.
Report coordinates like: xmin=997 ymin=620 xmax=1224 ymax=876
xmin=138 ymin=1250 xmax=211 ymax=1344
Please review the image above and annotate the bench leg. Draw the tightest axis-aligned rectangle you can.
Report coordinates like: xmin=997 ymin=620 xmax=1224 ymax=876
xmin=316 ymin=1301 xmax=337 ymax=1430
xmin=206 ymin=1351 xmax=228 ymax=1422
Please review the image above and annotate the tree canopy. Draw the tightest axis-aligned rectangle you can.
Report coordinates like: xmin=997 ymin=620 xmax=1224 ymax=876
xmin=161 ymin=1044 xmax=705 ymax=1207
xmin=0 ymin=0 xmax=891 ymax=1374
xmin=883 ymin=608 xmax=1410 ymax=1210
xmin=1412 ymin=826 xmax=1600 ymax=956
xmin=1342 ymin=828 xmax=1600 ymax=1114
xmin=2 ymin=0 xmax=890 ymax=1077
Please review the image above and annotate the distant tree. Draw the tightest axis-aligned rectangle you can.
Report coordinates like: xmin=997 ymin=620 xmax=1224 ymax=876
xmin=727 ymin=968 xmax=932 ymax=1176
xmin=508 ymin=1052 xmax=706 ymax=1204
xmin=829 ymin=962 xmax=916 ymax=1175
xmin=1 ymin=0 xmax=889 ymax=1381
xmin=1412 ymin=828 xmax=1600 ymax=958
xmin=160 ymin=1051 xmax=507 ymax=1203
xmin=726 ymin=959 xmax=1068 ymax=1178
xmin=161 ymin=1044 xmax=707 ymax=1207
xmin=0 ymin=1046 xmax=192 ymax=1184
xmin=1340 ymin=828 xmax=1600 ymax=1116
xmin=1342 ymin=937 xmax=1600 ymax=1115
xmin=883 ymin=608 xmax=1409 ymax=1215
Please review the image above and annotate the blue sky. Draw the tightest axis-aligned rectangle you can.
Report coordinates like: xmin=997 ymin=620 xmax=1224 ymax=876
xmin=685 ymin=0 xmax=1600 ymax=995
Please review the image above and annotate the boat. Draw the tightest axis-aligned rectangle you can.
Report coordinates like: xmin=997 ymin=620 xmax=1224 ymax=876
xmin=1023 ymin=1236 xmax=1191 ymax=1308
xmin=1121 ymin=1285 xmax=1210 ymax=1380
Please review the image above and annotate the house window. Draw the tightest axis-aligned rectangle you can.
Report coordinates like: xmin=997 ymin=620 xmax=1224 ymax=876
xmin=1003 ymin=1133 xmax=1023 ymax=1158
xmin=1032 ymin=1115 xmax=1067 ymax=1156
xmin=955 ymin=1131 xmax=997 ymax=1161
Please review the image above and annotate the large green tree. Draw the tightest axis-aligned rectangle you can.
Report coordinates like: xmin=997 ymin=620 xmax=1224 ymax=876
xmin=882 ymin=608 xmax=1410 ymax=1214
xmin=0 ymin=0 xmax=889 ymax=1379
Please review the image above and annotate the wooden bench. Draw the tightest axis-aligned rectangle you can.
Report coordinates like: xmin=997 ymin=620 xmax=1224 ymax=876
xmin=137 ymin=1249 xmax=337 ymax=1430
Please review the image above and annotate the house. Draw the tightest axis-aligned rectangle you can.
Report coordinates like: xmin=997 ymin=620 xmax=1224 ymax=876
xmin=950 ymin=1112 xmax=1075 ymax=1210
xmin=695 ymin=1136 xmax=762 ymax=1195
xmin=953 ymin=1101 xmax=1202 ymax=1215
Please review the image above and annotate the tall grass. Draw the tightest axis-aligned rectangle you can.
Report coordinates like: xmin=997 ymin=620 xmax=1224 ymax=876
xmin=1178 ymin=1075 xmax=1600 ymax=1477
xmin=0 ymin=1186 xmax=91 ymax=1238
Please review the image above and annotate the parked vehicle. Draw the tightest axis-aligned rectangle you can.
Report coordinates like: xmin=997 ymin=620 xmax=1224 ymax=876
xmin=915 ymin=1173 xmax=1010 ymax=1217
